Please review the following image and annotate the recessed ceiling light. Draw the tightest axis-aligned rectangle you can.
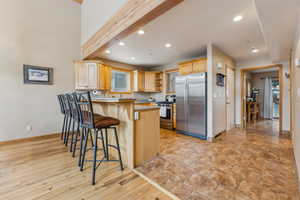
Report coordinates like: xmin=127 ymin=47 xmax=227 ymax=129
xmin=165 ymin=43 xmax=172 ymax=48
xmin=137 ymin=30 xmax=145 ymax=35
xmin=131 ymin=57 xmax=135 ymax=60
xmin=233 ymin=15 xmax=243 ymax=22
xmin=118 ymin=41 xmax=125 ymax=46
xmin=251 ymin=47 xmax=259 ymax=53
xmin=105 ymin=50 xmax=111 ymax=54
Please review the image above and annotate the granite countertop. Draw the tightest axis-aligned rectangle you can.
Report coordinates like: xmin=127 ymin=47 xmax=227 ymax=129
xmin=134 ymin=105 xmax=160 ymax=111
xmin=91 ymin=97 xmax=136 ymax=103
xmin=134 ymin=101 xmax=157 ymax=104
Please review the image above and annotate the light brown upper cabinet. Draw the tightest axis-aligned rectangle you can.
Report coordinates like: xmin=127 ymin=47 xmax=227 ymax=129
xmin=144 ymin=71 xmax=162 ymax=92
xmin=144 ymin=71 xmax=156 ymax=92
xmin=133 ymin=71 xmax=162 ymax=93
xmin=192 ymin=59 xmax=207 ymax=73
xmin=133 ymin=70 xmax=145 ymax=92
xmin=179 ymin=62 xmax=193 ymax=75
xmin=179 ymin=58 xmax=207 ymax=75
xmin=74 ymin=61 xmax=109 ymax=90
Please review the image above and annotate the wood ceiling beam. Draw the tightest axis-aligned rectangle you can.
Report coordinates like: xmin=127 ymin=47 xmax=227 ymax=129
xmin=73 ymin=0 xmax=83 ymax=4
xmin=82 ymin=0 xmax=184 ymax=59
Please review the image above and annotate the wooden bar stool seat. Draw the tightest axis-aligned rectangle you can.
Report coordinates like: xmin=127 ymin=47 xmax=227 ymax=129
xmin=94 ymin=116 xmax=120 ymax=129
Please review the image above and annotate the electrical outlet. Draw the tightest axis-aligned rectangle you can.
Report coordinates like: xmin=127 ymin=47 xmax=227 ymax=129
xmin=134 ymin=112 xmax=139 ymax=120
xmin=26 ymin=125 xmax=32 ymax=132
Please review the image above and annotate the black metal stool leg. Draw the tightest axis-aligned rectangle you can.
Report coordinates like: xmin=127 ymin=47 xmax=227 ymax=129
xmin=61 ymin=115 xmax=66 ymax=140
xmin=105 ymin=128 xmax=109 ymax=161
xmin=90 ymin=131 xmax=94 ymax=147
xmin=113 ymin=127 xmax=124 ymax=170
xmin=92 ymin=130 xmax=98 ymax=185
xmin=70 ymin=119 xmax=76 ymax=152
xmin=72 ymin=124 xmax=80 ymax=158
xmin=65 ymin=117 xmax=72 ymax=147
xmin=63 ymin=116 xmax=69 ymax=144
xmin=99 ymin=129 xmax=107 ymax=159
xmin=64 ymin=116 xmax=72 ymax=146
xmin=80 ymin=128 xmax=90 ymax=171
xmin=78 ymin=127 xmax=86 ymax=167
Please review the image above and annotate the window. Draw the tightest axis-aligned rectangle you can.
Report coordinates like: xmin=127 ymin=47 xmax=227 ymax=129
xmin=167 ymin=71 xmax=179 ymax=93
xmin=111 ymin=70 xmax=131 ymax=93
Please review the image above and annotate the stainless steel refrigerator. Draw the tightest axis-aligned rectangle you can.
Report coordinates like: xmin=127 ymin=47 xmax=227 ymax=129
xmin=176 ymin=72 xmax=207 ymax=139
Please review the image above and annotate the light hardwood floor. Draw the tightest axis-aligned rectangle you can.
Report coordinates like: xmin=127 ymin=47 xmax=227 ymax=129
xmin=0 ymin=136 xmax=172 ymax=200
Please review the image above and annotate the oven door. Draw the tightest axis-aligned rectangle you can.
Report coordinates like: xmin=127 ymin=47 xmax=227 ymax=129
xmin=160 ymin=105 xmax=171 ymax=119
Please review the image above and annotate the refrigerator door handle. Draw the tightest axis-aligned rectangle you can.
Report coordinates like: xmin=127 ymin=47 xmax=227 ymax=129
xmin=185 ymin=79 xmax=189 ymax=128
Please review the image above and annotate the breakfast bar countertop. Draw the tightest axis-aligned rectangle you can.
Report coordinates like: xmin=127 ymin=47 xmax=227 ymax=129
xmin=134 ymin=105 xmax=160 ymax=111
xmin=91 ymin=97 xmax=136 ymax=103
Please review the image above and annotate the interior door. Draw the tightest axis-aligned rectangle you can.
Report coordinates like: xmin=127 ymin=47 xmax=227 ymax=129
xmin=187 ymin=73 xmax=207 ymax=138
xmin=226 ymin=68 xmax=235 ymax=131
xmin=176 ymin=76 xmax=187 ymax=132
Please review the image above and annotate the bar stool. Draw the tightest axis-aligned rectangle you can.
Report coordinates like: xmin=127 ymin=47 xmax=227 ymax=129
xmin=65 ymin=93 xmax=81 ymax=155
xmin=62 ymin=94 xmax=73 ymax=146
xmin=74 ymin=91 xmax=124 ymax=185
xmin=57 ymin=94 xmax=67 ymax=141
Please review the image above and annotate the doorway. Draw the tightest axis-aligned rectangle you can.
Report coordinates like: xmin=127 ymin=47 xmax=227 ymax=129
xmin=240 ymin=64 xmax=283 ymax=132
xmin=226 ymin=67 xmax=235 ymax=131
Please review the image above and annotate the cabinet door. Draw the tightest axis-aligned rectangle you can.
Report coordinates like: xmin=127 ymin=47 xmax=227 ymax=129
xmin=87 ymin=63 xmax=99 ymax=90
xmin=144 ymin=72 xmax=156 ymax=91
xmin=193 ymin=60 xmax=207 ymax=73
xmin=75 ymin=62 xmax=89 ymax=89
xmin=179 ymin=63 xmax=193 ymax=75
xmin=133 ymin=71 xmax=145 ymax=92
xmin=99 ymin=64 xmax=110 ymax=90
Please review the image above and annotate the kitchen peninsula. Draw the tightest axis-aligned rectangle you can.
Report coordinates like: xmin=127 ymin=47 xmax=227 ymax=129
xmin=91 ymin=98 xmax=160 ymax=169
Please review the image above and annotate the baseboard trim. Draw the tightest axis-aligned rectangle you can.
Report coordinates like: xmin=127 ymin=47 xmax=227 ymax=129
xmin=281 ymin=130 xmax=291 ymax=134
xmin=0 ymin=133 xmax=60 ymax=146
xmin=207 ymin=130 xmax=226 ymax=142
xmin=132 ymin=169 xmax=180 ymax=200
xmin=235 ymin=124 xmax=242 ymax=128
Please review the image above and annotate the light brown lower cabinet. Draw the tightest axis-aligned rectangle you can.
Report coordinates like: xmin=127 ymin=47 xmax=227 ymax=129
xmin=134 ymin=109 xmax=160 ymax=167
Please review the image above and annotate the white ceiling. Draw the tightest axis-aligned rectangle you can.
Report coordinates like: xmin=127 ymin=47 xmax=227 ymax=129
xmin=98 ymin=0 xmax=297 ymax=67
xmin=254 ymin=0 xmax=298 ymax=63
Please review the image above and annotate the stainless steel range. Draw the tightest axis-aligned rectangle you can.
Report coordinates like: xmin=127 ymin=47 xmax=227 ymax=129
xmin=157 ymin=101 xmax=175 ymax=130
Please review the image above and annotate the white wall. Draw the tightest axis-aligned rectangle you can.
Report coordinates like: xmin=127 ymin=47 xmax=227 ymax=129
xmin=81 ymin=0 xmax=128 ymax=44
xmin=235 ymin=58 xmax=290 ymax=131
xmin=207 ymin=44 xmax=236 ymax=138
xmin=291 ymin=10 xmax=300 ymax=183
xmin=0 ymin=0 xmax=81 ymax=142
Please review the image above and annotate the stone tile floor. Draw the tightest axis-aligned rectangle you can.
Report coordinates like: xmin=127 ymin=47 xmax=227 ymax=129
xmin=137 ymin=121 xmax=299 ymax=200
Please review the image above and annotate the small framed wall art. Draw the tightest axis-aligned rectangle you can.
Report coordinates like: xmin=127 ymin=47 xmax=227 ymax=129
xmin=23 ymin=65 xmax=53 ymax=85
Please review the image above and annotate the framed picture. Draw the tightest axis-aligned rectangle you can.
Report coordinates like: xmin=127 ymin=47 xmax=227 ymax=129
xmin=23 ymin=65 xmax=53 ymax=85
xmin=216 ymin=73 xmax=225 ymax=87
